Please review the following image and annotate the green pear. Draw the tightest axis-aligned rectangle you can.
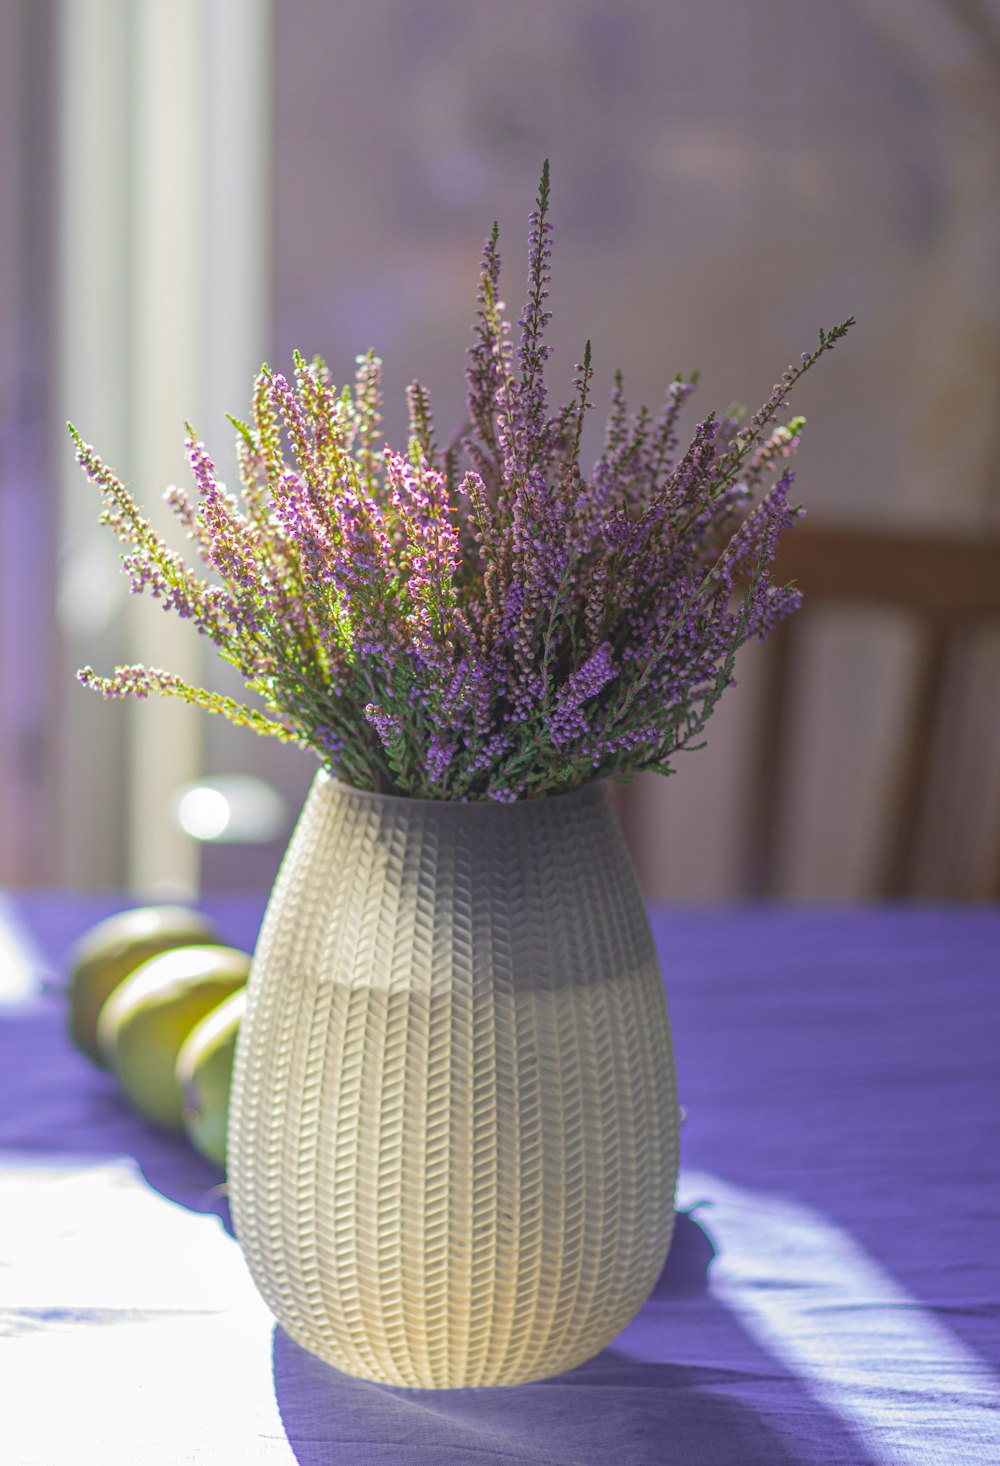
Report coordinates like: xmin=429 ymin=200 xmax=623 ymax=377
xmin=176 ymin=987 xmax=247 ymax=1166
xmin=97 ymin=945 xmax=250 ymax=1130
xmin=68 ymin=905 xmax=218 ymax=1065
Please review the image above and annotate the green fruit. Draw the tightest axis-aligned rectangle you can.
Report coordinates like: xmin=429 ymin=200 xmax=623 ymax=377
xmin=176 ymin=988 xmax=247 ymax=1165
xmin=68 ymin=905 xmax=218 ymax=1064
xmin=97 ymin=946 xmax=250 ymax=1129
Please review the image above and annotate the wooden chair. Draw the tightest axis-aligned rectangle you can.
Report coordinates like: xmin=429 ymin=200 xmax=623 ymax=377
xmin=742 ymin=522 xmax=1000 ymax=898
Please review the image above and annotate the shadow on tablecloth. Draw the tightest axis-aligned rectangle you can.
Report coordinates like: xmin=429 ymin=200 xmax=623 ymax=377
xmin=270 ymin=1211 xmax=878 ymax=1466
xmin=3 ymin=891 xmax=267 ymax=1236
xmin=0 ymin=999 xmax=234 ymax=1233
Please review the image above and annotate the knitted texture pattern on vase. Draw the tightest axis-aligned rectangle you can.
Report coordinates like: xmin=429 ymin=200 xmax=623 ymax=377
xmin=227 ymin=773 xmax=679 ymax=1387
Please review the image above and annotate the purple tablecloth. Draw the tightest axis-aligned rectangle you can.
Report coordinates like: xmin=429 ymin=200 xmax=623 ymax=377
xmin=1 ymin=896 xmax=997 ymax=1465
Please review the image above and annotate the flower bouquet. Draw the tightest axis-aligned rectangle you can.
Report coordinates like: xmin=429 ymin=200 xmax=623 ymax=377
xmin=71 ymin=166 xmax=851 ymax=1388
xmin=73 ymin=162 xmax=850 ymax=805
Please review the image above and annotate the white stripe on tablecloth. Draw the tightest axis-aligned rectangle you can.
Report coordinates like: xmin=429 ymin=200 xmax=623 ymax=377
xmin=678 ymin=1170 xmax=1000 ymax=1466
xmin=0 ymin=1157 xmax=294 ymax=1466
xmin=0 ymin=895 xmax=43 ymax=1004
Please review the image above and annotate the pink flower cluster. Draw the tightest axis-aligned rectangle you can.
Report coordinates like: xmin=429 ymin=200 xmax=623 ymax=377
xmin=72 ymin=164 xmax=852 ymax=800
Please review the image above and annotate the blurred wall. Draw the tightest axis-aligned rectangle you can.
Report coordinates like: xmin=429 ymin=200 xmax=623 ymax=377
xmin=261 ymin=0 xmax=1000 ymax=899
xmin=0 ymin=0 xmax=58 ymax=886
xmin=3 ymin=0 xmax=997 ymax=895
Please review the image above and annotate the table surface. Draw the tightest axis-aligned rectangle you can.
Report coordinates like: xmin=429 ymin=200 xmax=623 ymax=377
xmin=1 ymin=895 xmax=997 ymax=1466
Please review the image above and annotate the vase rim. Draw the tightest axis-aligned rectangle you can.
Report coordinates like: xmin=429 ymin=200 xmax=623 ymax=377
xmin=316 ymin=769 xmax=610 ymax=812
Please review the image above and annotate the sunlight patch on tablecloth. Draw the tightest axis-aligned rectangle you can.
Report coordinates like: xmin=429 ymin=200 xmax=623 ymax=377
xmin=0 ymin=896 xmax=41 ymax=1005
xmin=0 ymin=1156 xmax=294 ymax=1466
xmin=677 ymin=1170 xmax=1000 ymax=1466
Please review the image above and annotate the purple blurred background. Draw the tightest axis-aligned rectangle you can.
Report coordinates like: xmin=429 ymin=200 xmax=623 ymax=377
xmin=1 ymin=0 xmax=998 ymax=900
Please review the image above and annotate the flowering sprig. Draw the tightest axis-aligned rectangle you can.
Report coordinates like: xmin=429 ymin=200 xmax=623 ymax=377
xmin=72 ymin=163 xmax=852 ymax=801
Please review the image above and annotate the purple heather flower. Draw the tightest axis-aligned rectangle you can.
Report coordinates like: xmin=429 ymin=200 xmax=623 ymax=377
xmin=364 ymin=703 xmax=402 ymax=752
xmin=73 ymin=167 xmax=850 ymax=800
xmin=547 ymin=642 xmax=617 ymax=749
xmin=425 ymin=731 xmax=455 ymax=786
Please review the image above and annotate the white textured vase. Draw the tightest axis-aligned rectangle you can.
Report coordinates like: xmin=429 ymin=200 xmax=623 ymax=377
xmin=228 ymin=772 xmax=679 ymax=1387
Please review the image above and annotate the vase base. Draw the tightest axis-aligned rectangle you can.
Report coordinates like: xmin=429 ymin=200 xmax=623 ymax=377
xmin=277 ymin=1320 xmax=622 ymax=1389
xmin=273 ymin=1228 xmax=674 ymax=1390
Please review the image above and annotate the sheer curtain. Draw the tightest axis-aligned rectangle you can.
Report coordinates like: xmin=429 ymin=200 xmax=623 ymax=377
xmin=0 ymin=1 xmax=58 ymax=887
xmin=55 ymin=0 xmax=272 ymax=894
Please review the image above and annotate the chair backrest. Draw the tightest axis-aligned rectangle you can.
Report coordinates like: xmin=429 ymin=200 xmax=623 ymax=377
xmin=742 ymin=522 xmax=1000 ymax=898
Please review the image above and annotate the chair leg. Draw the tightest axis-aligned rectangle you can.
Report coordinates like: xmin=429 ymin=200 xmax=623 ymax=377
xmin=742 ymin=619 xmax=797 ymax=899
xmin=876 ymin=623 xmax=951 ymax=899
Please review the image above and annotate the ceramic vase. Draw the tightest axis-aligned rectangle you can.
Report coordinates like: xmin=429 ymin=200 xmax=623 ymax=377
xmin=228 ymin=772 xmax=678 ymax=1387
